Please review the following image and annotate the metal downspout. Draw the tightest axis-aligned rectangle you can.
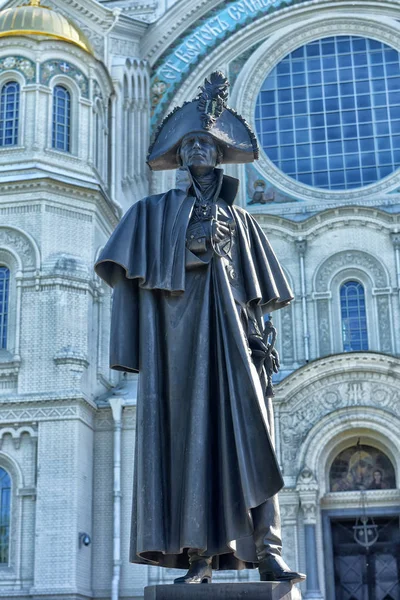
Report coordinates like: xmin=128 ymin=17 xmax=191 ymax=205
xmin=110 ymin=396 xmax=123 ymax=600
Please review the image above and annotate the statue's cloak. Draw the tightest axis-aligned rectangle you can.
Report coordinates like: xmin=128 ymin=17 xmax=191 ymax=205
xmin=95 ymin=175 xmax=293 ymax=570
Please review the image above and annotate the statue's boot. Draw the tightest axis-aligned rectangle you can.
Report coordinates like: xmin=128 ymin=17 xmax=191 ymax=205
xmin=174 ymin=551 xmax=212 ymax=584
xmin=258 ymin=555 xmax=306 ymax=584
xmin=252 ymin=497 xmax=306 ymax=584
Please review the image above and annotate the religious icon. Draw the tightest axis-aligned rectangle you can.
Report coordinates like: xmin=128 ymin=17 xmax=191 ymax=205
xmin=330 ymin=445 xmax=396 ymax=492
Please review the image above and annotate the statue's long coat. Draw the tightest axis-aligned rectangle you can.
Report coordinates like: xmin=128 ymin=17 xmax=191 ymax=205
xmin=95 ymin=174 xmax=293 ymax=571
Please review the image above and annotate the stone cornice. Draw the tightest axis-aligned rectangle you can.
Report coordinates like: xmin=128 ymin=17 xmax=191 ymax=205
xmin=0 ymin=176 xmax=120 ymax=227
xmin=254 ymin=205 xmax=398 ymax=238
xmin=321 ymin=489 xmax=400 ymax=509
xmin=113 ymin=13 xmax=148 ymax=37
xmin=275 ymin=352 xmax=400 ymax=400
xmin=0 ymin=392 xmax=97 ymax=411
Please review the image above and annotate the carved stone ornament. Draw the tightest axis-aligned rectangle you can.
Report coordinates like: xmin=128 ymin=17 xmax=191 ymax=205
xmin=280 ymin=306 xmax=294 ymax=363
xmin=316 ymin=299 xmax=331 ymax=356
xmin=278 ymin=368 xmax=400 ymax=476
xmin=391 ymin=231 xmax=400 ymax=249
xmin=376 ymin=295 xmax=393 ymax=353
xmin=0 ymin=227 xmax=35 ymax=268
xmin=315 ymin=250 xmax=387 ymax=291
xmin=296 ymin=466 xmax=318 ymax=492
xmin=300 ymin=499 xmax=318 ymax=524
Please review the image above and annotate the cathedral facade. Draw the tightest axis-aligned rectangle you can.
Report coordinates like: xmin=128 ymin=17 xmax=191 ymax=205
xmin=0 ymin=0 xmax=399 ymax=599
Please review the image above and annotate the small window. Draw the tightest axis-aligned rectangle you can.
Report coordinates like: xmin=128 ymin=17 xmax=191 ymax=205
xmin=0 ymin=81 xmax=20 ymax=147
xmin=0 ymin=467 xmax=11 ymax=564
xmin=340 ymin=281 xmax=368 ymax=351
xmin=52 ymin=85 xmax=71 ymax=152
xmin=0 ymin=266 xmax=10 ymax=349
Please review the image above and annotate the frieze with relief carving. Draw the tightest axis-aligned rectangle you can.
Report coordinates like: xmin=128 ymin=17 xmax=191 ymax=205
xmin=280 ymin=306 xmax=295 ymax=364
xmin=279 ymin=377 xmax=400 ymax=474
xmin=0 ymin=228 xmax=35 ymax=268
xmin=316 ymin=251 xmax=387 ymax=291
xmin=376 ymin=295 xmax=392 ymax=353
xmin=316 ymin=299 xmax=331 ymax=356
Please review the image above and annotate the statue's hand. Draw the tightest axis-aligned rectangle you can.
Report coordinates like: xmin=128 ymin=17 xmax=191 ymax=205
xmin=211 ymin=220 xmax=231 ymax=244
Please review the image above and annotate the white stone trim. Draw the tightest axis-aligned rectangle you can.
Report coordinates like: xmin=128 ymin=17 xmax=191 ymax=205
xmin=46 ymin=74 xmax=82 ymax=158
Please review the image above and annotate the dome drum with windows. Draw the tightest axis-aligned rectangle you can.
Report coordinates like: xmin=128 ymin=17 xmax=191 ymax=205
xmin=0 ymin=0 xmax=93 ymax=55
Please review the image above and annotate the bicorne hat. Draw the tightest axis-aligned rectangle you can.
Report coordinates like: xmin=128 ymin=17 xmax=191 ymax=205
xmin=147 ymin=71 xmax=259 ymax=171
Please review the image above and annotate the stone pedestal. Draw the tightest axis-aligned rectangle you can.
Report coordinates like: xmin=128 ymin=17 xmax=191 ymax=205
xmin=144 ymin=582 xmax=302 ymax=599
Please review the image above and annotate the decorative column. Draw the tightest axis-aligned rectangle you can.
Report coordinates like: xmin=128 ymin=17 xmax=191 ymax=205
xmin=295 ymin=238 xmax=310 ymax=362
xmin=279 ymin=490 xmax=301 ymax=577
xmin=391 ymin=231 xmax=400 ymax=344
xmin=297 ymin=468 xmax=323 ymax=600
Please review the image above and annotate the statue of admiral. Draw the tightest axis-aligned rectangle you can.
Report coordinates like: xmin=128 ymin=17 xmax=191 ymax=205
xmin=95 ymin=72 xmax=306 ymax=585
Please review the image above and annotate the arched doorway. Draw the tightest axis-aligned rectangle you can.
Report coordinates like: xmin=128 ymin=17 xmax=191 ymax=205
xmin=323 ymin=443 xmax=399 ymax=600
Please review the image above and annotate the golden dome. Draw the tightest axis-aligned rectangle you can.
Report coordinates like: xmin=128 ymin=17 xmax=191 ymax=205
xmin=0 ymin=0 xmax=93 ymax=54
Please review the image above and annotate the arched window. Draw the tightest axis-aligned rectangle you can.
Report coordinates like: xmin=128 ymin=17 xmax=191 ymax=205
xmin=52 ymin=85 xmax=71 ymax=152
xmin=340 ymin=281 xmax=368 ymax=351
xmin=0 ymin=81 xmax=20 ymax=147
xmin=0 ymin=266 xmax=10 ymax=349
xmin=93 ymin=101 xmax=104 ymax=176
xmin=0 ymin=468 xmax=11 ymax=564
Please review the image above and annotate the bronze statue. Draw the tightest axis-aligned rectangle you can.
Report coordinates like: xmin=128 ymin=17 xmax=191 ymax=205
xmin=95 ymin=72 xmax=305 ymax=585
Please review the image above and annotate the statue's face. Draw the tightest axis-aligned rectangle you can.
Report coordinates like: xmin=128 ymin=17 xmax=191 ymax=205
xmin=180 ymin=133 xmax=218 ymax=170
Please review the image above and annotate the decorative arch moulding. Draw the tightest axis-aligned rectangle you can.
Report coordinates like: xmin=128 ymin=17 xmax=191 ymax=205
xmin=150 ymin=0 xmax=313 ymax=128
xmin=0 ymin=55 xmax=35 ymax=84
xmin=40 ymin=59 xmax=89 ymax=98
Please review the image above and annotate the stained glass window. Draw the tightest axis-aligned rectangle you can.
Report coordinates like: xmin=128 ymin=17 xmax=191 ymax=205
xmin=341 ymin=281 xmax=368 ymax=351
xmin=52 ymin=85 xmax=71 ymax=152
xmin=255 ymin=36 xmax=400 ymax=190
xmin=0 ymin=267 xmax=9 ymax=349
xmin=0 ymin=81 xmax=20 ymax=147
xmin=0 ymin=468 xmax=11 ymax=564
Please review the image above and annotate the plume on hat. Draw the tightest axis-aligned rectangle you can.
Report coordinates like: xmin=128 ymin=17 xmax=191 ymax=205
xmin=197 ymin=71 xmax=229 ymax=130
